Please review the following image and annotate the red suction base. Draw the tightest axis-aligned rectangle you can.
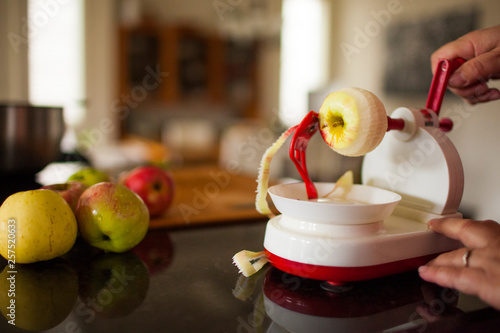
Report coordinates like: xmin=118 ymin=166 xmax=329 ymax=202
xmin=265 ymin=249 xmax=439 ymax=284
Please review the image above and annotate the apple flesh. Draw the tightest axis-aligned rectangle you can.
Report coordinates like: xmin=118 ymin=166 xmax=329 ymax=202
xmin=41 ymin=181 xmax=87 ymax=212
xmin=75 ymin=182 xmax=149 ymax=253
xmin=318 ymin=88 xmax=387 ymax=157
xmin=123 ymin=166 xmax=175 ymax=217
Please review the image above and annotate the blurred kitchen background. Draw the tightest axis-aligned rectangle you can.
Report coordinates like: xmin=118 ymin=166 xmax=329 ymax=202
xmin=1 ymin=0 xmax=499 ymax=221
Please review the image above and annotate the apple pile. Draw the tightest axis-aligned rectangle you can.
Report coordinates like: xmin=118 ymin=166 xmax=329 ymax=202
xmin=0 ymin=165 xmax=174 ymax=264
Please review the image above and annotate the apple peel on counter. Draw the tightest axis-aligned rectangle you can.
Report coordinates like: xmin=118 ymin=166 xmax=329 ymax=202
xmin=232 ymin=250 xmax=268 ymax=278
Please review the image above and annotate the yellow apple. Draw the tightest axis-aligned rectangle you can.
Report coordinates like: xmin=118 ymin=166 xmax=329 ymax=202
xmin=0 ymin=189 xmax=78 ymax=264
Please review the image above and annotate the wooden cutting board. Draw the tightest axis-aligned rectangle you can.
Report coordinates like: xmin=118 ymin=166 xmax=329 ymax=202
xmin=149 ymin=165 xmax=271 ymax=229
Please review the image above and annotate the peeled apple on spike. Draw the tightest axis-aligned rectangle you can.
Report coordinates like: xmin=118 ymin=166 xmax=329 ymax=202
xmin=318 ymin=87 xmax=387 ymax=157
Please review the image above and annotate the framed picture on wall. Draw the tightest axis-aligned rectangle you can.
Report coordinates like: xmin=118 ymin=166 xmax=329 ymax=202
xmin=383 ymin=8 xmax=479 ymax=95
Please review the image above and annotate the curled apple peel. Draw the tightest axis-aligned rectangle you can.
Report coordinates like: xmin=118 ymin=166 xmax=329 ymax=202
xmin=255 ymin=125 xmax=297 ymax=217
xmin=323 ymin=170 xmax=354 ymax=198
xmin=232 ymin=250 xmax=268 ymax=278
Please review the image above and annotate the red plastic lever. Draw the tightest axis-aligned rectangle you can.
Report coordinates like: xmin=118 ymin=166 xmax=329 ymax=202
xmin=426 ymin=57 xmax=466 ymax=115
xmin=387 ymin=57 xmax=466 ymax=132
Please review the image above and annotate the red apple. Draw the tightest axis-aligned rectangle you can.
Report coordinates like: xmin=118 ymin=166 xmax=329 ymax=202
xmin=41 ymin=181 xmax=87 ymax=212
xmin=122 ymin=166 xmax=175 ymax=217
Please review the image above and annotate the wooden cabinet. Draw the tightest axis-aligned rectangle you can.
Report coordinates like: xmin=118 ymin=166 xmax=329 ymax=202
xmin=117 ymin=24 xmax=258 ymax=124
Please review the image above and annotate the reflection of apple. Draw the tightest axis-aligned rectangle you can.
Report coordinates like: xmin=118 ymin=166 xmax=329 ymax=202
xmin=77 ymin=251 xmax=150 ymax=319
xmin=76 ymin=182 xmax=150 ymax=253
xmin=123 ymin=166 xmax=175 ymax=216
xmin=41 ymin=181 xmax=87 ymax=211
xmin=0 ymin=189 xmax=78 ymax=263
xmin=61 ymin=237 xmax=103 ymax=275
xmin=67 ymin=167 xmax=110 ymax=187
xmin=132 ymin=229 xmax=174 ymax=274
xmin=0 ymin=261 xmax=78 ymax=331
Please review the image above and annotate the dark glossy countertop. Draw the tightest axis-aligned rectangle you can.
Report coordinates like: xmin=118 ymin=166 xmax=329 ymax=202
xmin=0 ymin=220 xmax=499 ymax=333
xmin=1 ymin=170 xmax=500 ymax=333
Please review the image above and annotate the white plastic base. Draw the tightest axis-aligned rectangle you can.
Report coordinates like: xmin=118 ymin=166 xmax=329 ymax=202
xmin=263 ymin=205 xmax=463 ymax=282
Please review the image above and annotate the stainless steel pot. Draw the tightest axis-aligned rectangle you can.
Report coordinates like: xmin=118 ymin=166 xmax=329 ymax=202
xmin=0 ymin=104 xmax=65 ymax=173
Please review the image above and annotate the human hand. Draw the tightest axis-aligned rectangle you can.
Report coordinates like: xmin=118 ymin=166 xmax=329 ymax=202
xmin=431 ymin=25 xmax=500 ymax=104
xmin=418 ymin=218 xmax=500 ymax=310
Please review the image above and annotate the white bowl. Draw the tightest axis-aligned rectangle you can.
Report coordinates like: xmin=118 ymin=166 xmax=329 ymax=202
xmin=268 ymin=182 xmax=401 ymax=224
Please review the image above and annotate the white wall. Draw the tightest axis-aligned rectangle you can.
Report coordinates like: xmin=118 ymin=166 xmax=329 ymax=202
xmin=0 ymin=0 xmax=29 ymax=102
xmin=80 ymin=0 xmax=119 ymax=152
xmin=330 ymin=0 xmax=500 ymax=220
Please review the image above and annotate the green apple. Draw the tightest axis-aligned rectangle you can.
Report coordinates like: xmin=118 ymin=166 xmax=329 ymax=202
xmin=67 ymin=167 xmax=110 ymax=187
xmin=78 ymin=252 xmax=150 ymax=318
xmin=0 ymin=189 xmax=78 ymax=263
xmin=0 ymin=261 xmax=79 ymax=331
xmin=76 ymin=182 xmax=149 ymax=253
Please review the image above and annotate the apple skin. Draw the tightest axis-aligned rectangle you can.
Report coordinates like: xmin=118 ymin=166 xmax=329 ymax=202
xmin=122 ymin=166 xmax=175 ymax=217
xmin=0 ymin=189 xmax=78 ymax=263
xmin=41 ymin=181 xmax=87 ymax=212
xmin=68 ymin=167 xmax=110 ymax=187
xmin=75 ymin=182 xmax=150 ymax=253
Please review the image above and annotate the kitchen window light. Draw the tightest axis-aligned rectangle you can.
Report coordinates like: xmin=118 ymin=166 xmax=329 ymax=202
xmin=28 ymin=0 xmax=85 ymax=152
xmin=279 ymin=0 xmax=330 ymax=127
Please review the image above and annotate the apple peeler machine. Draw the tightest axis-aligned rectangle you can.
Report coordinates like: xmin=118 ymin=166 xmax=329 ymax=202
xmin=263 ymin=58 xmax=466 ymax=287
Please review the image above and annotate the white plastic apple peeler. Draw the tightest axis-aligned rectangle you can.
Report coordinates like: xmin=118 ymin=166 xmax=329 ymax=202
xmin=266 ymin=58 xmax=466 ymax=287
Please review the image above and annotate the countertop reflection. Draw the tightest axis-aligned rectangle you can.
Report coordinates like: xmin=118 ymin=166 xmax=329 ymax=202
xmin=0 ymin=221 xmax=499 ymax=333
